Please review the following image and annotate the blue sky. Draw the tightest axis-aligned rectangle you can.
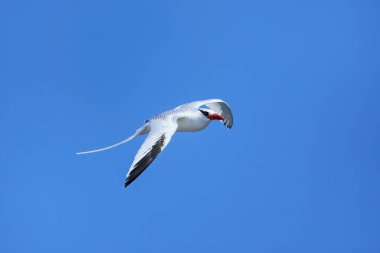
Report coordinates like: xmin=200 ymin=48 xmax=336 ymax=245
xmin=1 ymin=0 xmax=379 ymax=252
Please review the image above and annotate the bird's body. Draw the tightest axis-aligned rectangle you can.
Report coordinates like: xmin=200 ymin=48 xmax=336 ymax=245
xmin=77 ymin=99 xmax=233 ymax=188
xmin=152 ymin=108 xmax=210 ymax=132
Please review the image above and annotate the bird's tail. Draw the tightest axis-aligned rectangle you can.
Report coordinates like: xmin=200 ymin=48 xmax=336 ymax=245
xmin=76 ymin=124 xmax=148 ymax=155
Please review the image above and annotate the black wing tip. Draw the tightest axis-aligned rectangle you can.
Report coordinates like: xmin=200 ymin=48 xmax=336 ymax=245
xmin=124 ymin=174 xmax=135 ymax=188
xmin=124 ymin=175 xmax=136 ymax=188
xmin=123 ymin=134 xmax=166 ymax=189
xmin=223 ymin=121 xmax=232 ymax=129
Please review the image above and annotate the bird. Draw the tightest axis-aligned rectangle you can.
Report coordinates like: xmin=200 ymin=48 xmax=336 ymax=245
xmin=76 ymin=99 xmax=233 ymax=188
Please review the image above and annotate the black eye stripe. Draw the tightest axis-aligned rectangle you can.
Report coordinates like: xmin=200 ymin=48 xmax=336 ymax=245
xmin=199 ymin=109 xmax=209 ymax=116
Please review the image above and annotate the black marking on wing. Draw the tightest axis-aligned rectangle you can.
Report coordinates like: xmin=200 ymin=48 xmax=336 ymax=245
xmin=223 ymin=121 xmax=232 ymax=129
xmin=124 ymin=134 xmax=166 ymax=188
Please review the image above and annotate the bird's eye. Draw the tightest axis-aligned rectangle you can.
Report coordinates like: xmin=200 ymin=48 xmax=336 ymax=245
xmin=199 ymin=109 xmax=209 ymax=117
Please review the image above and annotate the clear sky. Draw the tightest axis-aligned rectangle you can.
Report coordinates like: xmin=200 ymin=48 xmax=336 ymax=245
xmin=1 ymin=0 xmax=379 ymax=252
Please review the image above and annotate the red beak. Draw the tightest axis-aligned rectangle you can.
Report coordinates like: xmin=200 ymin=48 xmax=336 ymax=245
xmin=208 ymin=114 xmax=224 ymax=121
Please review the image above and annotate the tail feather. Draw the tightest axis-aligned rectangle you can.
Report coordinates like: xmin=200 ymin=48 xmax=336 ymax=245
xmin=76 ymin=133 xmax=138 ymax=155
xmin=76 ymin=123 xmax=149 ymax=155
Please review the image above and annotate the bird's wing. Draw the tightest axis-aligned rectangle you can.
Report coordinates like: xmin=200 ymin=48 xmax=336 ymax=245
xmin=176 ymin=99 xmax=233 ymax=128
xmin=124 ymin=118 xmax=177 ymax=188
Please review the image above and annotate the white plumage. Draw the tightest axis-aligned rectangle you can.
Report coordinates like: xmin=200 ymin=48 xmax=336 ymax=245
xmin=76 ymin=99 xmax=233 ymax=188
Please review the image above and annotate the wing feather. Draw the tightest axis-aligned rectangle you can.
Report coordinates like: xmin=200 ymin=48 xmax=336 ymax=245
xmin=124 ymin=119 xmax=177 ymax=188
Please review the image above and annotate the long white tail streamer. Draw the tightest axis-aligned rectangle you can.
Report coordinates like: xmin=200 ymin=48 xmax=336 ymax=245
xmin=76 ymin=133 xmax=139 ymax=155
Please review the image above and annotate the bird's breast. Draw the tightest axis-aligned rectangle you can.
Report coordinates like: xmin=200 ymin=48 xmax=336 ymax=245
xmin=176 ymin=116 xmax=210 ymax=132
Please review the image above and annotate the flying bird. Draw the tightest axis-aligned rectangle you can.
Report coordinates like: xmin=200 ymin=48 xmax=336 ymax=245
xmin=76 ymin=99 xmax=233 ymax=188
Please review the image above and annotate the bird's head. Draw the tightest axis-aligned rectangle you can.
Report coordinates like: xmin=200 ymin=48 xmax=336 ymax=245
xmin=199 ymin=109 xmax=224 ymax=121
